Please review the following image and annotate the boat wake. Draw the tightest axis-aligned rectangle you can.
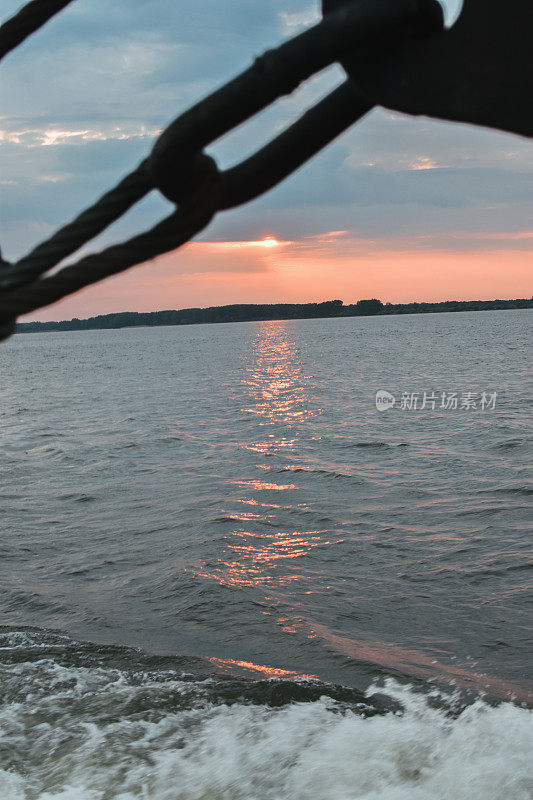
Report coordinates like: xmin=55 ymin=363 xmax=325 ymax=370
xmin=0 ymin=628 xmax=531 ymax=800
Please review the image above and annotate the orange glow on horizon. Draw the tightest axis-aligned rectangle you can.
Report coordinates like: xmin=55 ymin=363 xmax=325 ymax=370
xmin=21 ymin=230 xmax=533 ymax=322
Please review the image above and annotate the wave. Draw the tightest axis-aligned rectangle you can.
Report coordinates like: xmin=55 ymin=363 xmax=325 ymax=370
xmin=353 ymin=441 xmax=391 ymax=449
xmin=493 ymin=439 xmax=528 ymax=450
xmin=490 ymin=485 xmax=533 ymax=496
xmin=274 ymin=465 xmax=365 ymax=482
xmin=0 ymin=629 xmax=531 ymax=800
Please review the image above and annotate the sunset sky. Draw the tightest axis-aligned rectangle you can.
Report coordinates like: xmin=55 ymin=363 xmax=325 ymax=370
xmin=0 ymin=0 xmax=531 ymax=321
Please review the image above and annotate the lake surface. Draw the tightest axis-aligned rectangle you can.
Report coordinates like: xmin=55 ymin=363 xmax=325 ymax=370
xmin=1 ymin=310 xmax=532 ymax=798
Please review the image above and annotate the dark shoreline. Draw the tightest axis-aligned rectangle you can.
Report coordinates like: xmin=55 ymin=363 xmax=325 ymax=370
xmin=17 ymin=298 xmax=532 ymax=334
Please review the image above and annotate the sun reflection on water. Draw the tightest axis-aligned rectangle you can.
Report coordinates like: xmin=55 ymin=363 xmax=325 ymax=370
xmin=234 ymin=479 xmax=297 ymax=490
xmin=242 ymin=320 xmax=315 ymax=431
xmin=209 ymin=657 xmax=317 ymax=680
xmin=194 ymin=321 xmax=327 ymax=593
xmin=197 ymin=528 xmax=328 ymax=588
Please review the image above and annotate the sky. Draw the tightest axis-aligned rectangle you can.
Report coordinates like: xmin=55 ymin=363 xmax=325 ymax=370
xmin=0 ymin=0 xmax=531 ymax=321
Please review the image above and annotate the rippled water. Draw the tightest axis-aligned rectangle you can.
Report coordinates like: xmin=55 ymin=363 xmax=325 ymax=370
xmin=1 ymin=310 xmax=532 ymax=797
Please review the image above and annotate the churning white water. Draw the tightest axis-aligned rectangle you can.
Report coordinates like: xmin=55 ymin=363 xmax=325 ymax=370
xmin=0 ymin=645 xmax=531 ymax=800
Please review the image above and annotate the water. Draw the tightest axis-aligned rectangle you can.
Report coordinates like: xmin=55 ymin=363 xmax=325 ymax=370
xmin=1 ymin=310 xmax=532 ymax=798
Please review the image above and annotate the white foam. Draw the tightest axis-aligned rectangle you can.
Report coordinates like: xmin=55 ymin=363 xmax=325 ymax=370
xmin=0 ymin=665 xmax=531 ymax=800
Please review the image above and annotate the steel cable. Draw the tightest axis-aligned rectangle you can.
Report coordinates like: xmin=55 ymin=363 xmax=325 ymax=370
xmin=0 ymin=0 xmax=76 ymax=61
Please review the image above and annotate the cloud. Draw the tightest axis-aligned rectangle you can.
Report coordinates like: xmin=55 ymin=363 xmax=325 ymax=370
xmin=0 ymin=125 xmax=159 ymax=147
xmin=279 ymin=6 xmax=321 ymax=34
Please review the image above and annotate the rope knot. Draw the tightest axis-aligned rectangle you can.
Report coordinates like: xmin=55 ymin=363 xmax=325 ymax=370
xmin=148 ymin=149 xmax=220 ymax=211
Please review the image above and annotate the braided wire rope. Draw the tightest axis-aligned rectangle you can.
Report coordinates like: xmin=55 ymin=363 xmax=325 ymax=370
xmin=0 ymin=0 xmax=76 ymax=60
xmin=0 ymin=0 xmax=444 ymax=339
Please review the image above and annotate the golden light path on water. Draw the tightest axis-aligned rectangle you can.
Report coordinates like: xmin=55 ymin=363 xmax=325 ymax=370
xmin=193 ymin=321 xmax=333 ymax=594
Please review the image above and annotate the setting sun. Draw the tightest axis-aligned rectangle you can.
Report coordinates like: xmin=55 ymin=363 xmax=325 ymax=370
xmin=260 ymin=236 xmax=279 ymax=247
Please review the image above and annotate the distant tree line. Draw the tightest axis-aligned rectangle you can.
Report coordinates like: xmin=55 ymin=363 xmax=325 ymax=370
xmin=16 ymin=297 xmax=532 ymax=334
